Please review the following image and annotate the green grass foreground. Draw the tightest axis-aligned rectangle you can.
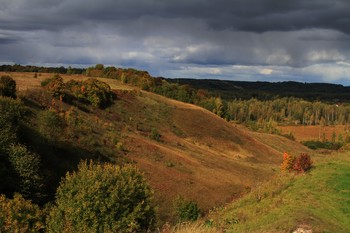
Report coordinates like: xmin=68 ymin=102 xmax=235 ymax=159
xmin=204 ymin=152 xmax=350 ymax=233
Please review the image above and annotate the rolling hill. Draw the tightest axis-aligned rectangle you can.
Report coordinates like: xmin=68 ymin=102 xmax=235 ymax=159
xmin=7 ymin=72 xmax=311 ymax=223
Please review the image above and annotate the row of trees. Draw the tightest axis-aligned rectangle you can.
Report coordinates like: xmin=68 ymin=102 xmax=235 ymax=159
xmin=0 ymin=64 xmax=85 ymax=74
xmin=198 ymin=97 xmax=350 ymax=126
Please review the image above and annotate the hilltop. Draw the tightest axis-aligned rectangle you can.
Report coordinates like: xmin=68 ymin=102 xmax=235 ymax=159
xmin=2 ymin=71 xmax=311 ymax=223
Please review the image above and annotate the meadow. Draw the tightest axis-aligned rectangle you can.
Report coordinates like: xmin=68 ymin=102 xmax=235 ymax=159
xmin=203 ymin=151 xmax=350 ymax=233
xmin=278 ymin=125 xmax=349 ymax=142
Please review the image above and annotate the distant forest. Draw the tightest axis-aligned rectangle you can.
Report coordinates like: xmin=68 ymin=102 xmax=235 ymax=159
xmin=167 ymin=78 xmax=350 ymax=103
xmin=0 ymin=64 xmax=85 ymax=74
xmin=3 ymin=64 xmax=350 ymax=129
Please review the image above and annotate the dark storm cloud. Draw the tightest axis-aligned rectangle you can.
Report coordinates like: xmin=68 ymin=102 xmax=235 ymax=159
xmin=1 ymin=0 xmax=350 ymax=83
xmin=2 ymin=0 xmax=350 ymax=33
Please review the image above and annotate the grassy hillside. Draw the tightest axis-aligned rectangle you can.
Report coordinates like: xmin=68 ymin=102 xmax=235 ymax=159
xmin=204 ymin=152 xmax=350 ymax=233
xmin=7 ymin=72 xmax=310 ymax=224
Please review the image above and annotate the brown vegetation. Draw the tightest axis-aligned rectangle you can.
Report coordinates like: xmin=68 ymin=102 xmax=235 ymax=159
xmin=7 ymin=72 xmax=310 ymax=223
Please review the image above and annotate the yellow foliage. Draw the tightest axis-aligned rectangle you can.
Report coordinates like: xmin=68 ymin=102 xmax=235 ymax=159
xmin=0 ymin=194 xmax=44 ymax=233
xmin=280 ymin=152 xmax=296 ymax=171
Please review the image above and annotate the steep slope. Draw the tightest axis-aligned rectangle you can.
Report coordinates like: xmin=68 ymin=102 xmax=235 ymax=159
xmin=97 ymin=90 xmax=309 ymax=222
xmin=11 ymin=73 xmax=310 ymax=223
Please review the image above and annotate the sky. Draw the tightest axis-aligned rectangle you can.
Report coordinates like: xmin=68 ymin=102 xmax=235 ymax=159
xmin=1 ymin=0 xmax=350 ymax=84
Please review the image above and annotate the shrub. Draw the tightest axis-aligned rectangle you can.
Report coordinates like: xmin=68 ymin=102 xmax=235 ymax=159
xmin=174 ymin=196 xmax=201 ymax=222
xmin=45 ymin=74 xmax=65 ymax=98
xmin=150 ymin=128 xmax=161 ymax=141
xmin=293 ymin=153 xmax=312 ymax=173
xmin=0 ymin=75 xmax=16 ymax=98
xmin=0 ymin=194 xmax=45 ymax=232
xmin=47 ymin=161 xmax=155 ymax=233
xmin=280 ymin=152 xmax=295 ymax=172
xmin=41 ymin=77 xmax=55 ymax=87
xmin=37 ymin=109 xmax=64 ymax=140
xmin=81 ymin=78 xmax=113 ymax=108
xmin=0 ymin=97 xmax=25 ymax=152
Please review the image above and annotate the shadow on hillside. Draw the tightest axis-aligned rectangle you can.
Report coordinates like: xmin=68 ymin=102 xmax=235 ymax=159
xmin=19 ymin=124 xmax=112 ymax=204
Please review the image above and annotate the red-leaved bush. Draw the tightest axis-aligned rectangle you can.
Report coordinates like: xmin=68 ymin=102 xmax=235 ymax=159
xmin=293 ymin=153 xmax=312 ymax=173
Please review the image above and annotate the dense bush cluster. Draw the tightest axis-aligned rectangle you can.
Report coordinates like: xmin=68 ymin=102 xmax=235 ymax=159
xmin=86 ymin=64 xmax=156 ymax=90
xmin=47 ymin=161 xmax=155 ymax=233
xmin=42 ymin=75 xmax=114 ymax=108
xmin=0 ymin=194 xmax=45 ymax=232
xmin=302 ymin=140 xmax=343 ymax=150
xmin=0 ymin=75 xmax=16 ymax=98
xmin=174 ymin=196 xmax=201 ymax=222
xmin=0 ymin=97 xmax=44 ymax=202
xmin=281 ymin=152 xmax=312 ymax=173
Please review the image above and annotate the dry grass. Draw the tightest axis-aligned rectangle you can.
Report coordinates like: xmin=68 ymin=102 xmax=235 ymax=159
xmin=0 ymin=71 xmax=133 ymax=91
xmin=278 ymin=125 xmax=348 ymax=142
xmin=169 ymin=222 xmax=219 ymax=233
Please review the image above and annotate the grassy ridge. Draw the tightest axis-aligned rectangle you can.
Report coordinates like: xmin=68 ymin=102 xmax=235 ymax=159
xmin=207 ymin=152 xmax=350 ymax=232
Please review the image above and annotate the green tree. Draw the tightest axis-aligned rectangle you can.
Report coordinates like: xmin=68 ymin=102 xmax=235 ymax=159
xmin=0 ymin=97 xmax=25 ymax=152
xmin=0 ymin=194 xmax=45 ymax=232
xmin=0 ymin=97 xmax=26 ymax=195
xmin=47 ymin=161 xmax=155 ymax=233
xmin=81 ymin=78 xmax=113 ymax=107
xmin=7 ymin=144 xmax=43 ymax=201
xmin=95 ymin=64 xmax=104 ymax=70
xmin=0 ymin=75 xmax=16 ymax=98
xmin=65 ymin=78 xmax=114 ymax=108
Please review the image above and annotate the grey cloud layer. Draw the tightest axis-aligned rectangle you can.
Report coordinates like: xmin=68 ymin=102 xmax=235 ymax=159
xmin=1 ymin=0 xmax=350 ymax=83
xmin=2 ymin=0 xmax=350 ymax=32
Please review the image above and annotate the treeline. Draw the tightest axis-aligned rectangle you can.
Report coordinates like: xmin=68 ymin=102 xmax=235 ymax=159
xmin=86 ymin=64 xmax=203 ymax=103
xmin=84 ymin=65 xmax=350 ymax=128
xmin=168 ymin=78 xmax=350 ymax=103
xmin=201 ymin=97 xmax=350 ymax=126
xmin=0 ymin=64 xmax=85 ymax=74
